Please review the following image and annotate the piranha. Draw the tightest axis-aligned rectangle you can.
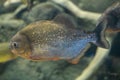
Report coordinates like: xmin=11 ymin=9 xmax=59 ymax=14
xmin=9 ymin=14 xmax=109 ymax=64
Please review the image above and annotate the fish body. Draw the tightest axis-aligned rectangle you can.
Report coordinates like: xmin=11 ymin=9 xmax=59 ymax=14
xmin=10 ymin=14 xmax=109 ymax=64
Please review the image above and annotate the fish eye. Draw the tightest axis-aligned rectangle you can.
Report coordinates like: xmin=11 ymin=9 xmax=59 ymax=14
xmin=12 ymin=42 xmax=19 ymax=49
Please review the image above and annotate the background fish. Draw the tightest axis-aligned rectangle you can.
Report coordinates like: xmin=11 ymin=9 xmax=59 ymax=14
xmin=96 ymin=2 xmax=120 ymax=33
xmin=0 ymin=43 xmax=16 ymax=63
xmin=10 ymin=14 xmax=109 ymax=64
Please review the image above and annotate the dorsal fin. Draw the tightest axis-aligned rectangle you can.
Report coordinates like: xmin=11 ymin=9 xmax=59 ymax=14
xmin=53 ymin=13 xmax=77 ymax=28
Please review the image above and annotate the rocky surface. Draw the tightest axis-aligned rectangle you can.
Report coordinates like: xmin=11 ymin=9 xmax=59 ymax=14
xmin=22 ymin=2 xmax=64 ymax=24
xmin=0 ymin=58 xmax=91 ymax=80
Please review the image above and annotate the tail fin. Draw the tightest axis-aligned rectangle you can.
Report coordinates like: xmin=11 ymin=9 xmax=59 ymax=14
xmin=94 ymin=2 xmax=120 ymax=49
xmin=98 ymin=2 xmax=120 ymax=32
xmin=94 ymin=20 xmax=109 ymax=49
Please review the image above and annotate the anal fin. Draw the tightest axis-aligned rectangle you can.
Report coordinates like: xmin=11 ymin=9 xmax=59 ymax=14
xmin=68 ymin=43 xmax=91 ymax=64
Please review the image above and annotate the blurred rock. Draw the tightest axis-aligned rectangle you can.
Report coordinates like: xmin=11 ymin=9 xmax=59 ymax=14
xmin=0 ymin=62 xmax=10 ymax=75
xmin=13 ymin=5 xmax=28 ymax=19
xmin=0 ymin=57 xmax=91 ymax=80
xmin=0 ymin=0 xmax=21 ymax=14
xmin=22 ymin=2 xmax=64 ymax=24
xmin=0 ymin=13 xmax=25 ymax=42
xmin=4 ymin=0 xmax=21 ymax=7
xmin=38 ymin=0 xmax=48 ymax=2
xmin=72 ymin=0 xmax=116 ymax=12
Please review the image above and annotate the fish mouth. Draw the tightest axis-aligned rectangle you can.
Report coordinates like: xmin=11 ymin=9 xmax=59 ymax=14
xmin=11 ymin=48 xmax=32 ymax=59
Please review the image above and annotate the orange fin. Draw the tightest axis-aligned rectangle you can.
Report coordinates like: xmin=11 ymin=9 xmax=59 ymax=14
xmin=67 ymin=58 xmax=80 ymax=64
xmin=68 ymin=43 xmax=91 ymax=64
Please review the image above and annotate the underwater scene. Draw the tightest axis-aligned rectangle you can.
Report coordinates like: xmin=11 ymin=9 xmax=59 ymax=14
xmin=0 ymin=0 xmax=120 ymax=80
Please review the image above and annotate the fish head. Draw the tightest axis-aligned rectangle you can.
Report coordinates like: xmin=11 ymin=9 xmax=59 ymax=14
xmin=10 ymin=33 xmax=32 ymax=58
